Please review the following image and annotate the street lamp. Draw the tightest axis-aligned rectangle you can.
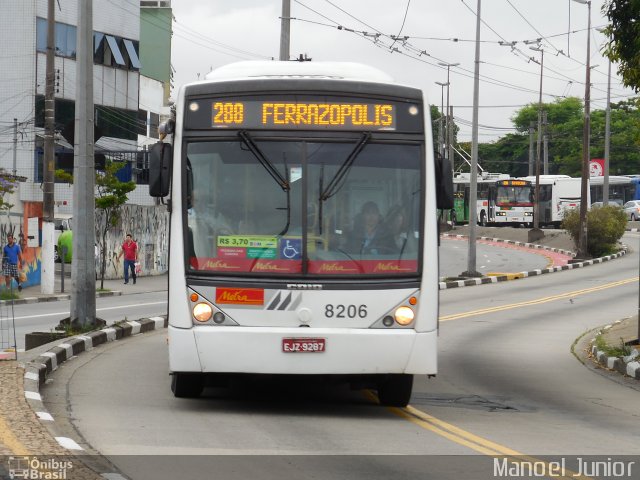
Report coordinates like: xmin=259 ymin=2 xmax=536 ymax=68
xmin=529 ymin=46 xmax=544 ymax=241
xmin=435 ymin=81 xmax=448 ymax=158
xmin=438 ymin=62 xmax=460 ymax=163
xmin=572 ymin=0 xmax=591 ymax=259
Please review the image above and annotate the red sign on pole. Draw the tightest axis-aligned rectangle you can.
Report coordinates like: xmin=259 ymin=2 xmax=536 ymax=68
xmin=589 ymin=159 xmax=604 ymax=177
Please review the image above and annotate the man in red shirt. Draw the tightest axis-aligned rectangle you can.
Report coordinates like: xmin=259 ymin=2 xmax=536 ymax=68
xmin=117 ymin=234 xmax=138 ymax=284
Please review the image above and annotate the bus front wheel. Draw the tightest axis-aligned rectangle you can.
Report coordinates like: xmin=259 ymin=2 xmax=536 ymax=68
xmin=171 ymin=372 xmax=204 ymax=398
xmin=377 ymin=374 xmax=413 ymax=407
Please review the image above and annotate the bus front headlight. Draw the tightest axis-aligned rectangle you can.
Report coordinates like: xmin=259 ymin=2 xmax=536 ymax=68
xmin=394 ymin=306 xmax=415 ymax=326
xmin=193 ymin=303 xmax=213 ymax=322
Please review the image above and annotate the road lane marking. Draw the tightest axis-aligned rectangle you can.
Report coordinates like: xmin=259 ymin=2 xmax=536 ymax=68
xmin=399 ymin=405 xmax=591 ymax=479
xmin=12 ymin=301 xmax=166 ymax=320
xmin=364 ymin=392 xmax=591 ymax=479
xmin=440 ymin=277 xmax=639 ymax=322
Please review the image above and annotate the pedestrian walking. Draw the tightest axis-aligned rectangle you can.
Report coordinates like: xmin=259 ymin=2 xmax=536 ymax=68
xmin=117 ymin=233 xmax=138 ymax=284
xmin=3 ymin=234 xmax=24 ymax=292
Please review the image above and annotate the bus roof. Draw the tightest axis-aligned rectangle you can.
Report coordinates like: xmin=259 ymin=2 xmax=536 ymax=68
xmin=203 ymin=61 xmax=395 ymax=84
xmin=589 ymin=175 xmax=634 ymax=185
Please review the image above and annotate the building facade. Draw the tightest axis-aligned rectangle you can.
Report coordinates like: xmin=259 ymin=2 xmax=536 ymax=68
xmin=0 ymin=0 xmax=173 ymax=283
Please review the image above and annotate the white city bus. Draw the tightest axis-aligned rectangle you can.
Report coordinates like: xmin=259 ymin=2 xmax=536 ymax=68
xmin=520 ymin=175 xmax=587 ymax=226
xmin=149 ymin=61 xmax=452 ymax=406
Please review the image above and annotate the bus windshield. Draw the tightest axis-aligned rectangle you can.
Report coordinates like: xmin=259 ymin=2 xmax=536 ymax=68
xmin=496 ymin=185 xmax=532 ymax=206
xmin=186 ymin=139 xmax=421 ymax=277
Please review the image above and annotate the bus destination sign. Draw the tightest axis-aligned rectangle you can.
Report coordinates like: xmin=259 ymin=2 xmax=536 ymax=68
xmin=498 ymin=180 xmax=528 ymax=186
xmin=185 ymin=95 xmax=422 ymax=132
xmin=213 ymin=101 xmax=394 ymax=129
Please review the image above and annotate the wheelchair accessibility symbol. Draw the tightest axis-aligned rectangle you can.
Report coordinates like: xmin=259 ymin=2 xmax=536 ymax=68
xmin=280 ymin=239 xmax=301 ymax=259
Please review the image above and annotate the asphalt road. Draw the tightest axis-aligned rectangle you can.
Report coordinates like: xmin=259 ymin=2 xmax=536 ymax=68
xmin=38 ymin=232 xmax=640 ymax=479
xmin=439 ymin=237 xmax=554 ymax=278
xmin=5 ymin=292 xmax=167 ymax=351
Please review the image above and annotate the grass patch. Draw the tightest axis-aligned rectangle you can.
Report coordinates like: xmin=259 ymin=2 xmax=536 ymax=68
xmin=0 ymin=290 xmax=20 ymax=300
xmin=55 ymin=317 xmax=107 ymax=337
xmin=594 ymin=335 xmax=633 ymax=358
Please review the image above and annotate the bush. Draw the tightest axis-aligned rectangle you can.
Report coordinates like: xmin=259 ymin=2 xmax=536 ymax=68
xmin=562 ymin=205 xmax=627 ymax=258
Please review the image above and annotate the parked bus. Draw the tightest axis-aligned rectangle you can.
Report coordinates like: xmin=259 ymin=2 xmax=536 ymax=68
xmin=589 ymin=175 xmax=640 ymax=206
xmin=492 ymin=178 xmax=534 ymax=226
xmin=449 ymin=173 xmax=532 ymax=226
xmin=520 ymin=175 xmax=587 ymax=226
xmin=149 ymin=61 xmax=452 ymax=406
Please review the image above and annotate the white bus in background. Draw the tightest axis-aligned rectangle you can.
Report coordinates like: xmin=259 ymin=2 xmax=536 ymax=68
xmin=589 ymin=175 xmax=637 ymax=206
xmin=520 ymin=175 xmax=588 ymax=226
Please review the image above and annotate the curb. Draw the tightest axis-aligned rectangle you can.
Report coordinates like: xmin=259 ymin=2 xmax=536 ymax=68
xmin=439 ymin=234 xmax=628 ymax=290
xmin=589 ymin=320 xmax=640 ymax=380
xmin=0 ymin=290 xmax=122 ymax=306
xmin=22 ymin=316 xmax=167 ymax=453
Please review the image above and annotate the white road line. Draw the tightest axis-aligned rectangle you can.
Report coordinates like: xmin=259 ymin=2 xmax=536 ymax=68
xmin=12 ymin=301 xmax=166 ymax=320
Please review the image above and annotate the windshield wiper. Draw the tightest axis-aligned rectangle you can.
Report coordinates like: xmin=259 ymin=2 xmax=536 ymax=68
xmin=319 ymin=132 xmax=371 ymax=201
xmin=239 ymin=131 xmax=289 ymax=192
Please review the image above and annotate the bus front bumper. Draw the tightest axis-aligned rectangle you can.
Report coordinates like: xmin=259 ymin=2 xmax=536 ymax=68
xmin=168 ymin=325 xmax=437 ymax=376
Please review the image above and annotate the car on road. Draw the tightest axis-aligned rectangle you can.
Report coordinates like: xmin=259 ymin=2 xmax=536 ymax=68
xmin=623 ymin=200 xmax=640 ymax=221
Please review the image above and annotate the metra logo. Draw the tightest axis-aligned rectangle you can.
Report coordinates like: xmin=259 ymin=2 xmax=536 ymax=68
xmin=318 ymin=263 xmax=357 ymax=273
xmin=253 ymin=261 xmax=290 ymax=272
xmin=205 ymin=260 xmax=241 ymax=270
xmin=374 ymin=262 xmax=412 ymax=273
xmin=216 ymin=288 xmax=264 ymax=305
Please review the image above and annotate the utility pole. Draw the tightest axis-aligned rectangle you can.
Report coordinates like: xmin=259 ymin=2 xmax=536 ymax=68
xmin=42 ymin=0 xmax=56 ymax=295
xmin=12 ymin=119 xmax=17 ymax=176
xmin=438 ymin=62 xmax=460 ymax=162
xmin=528 ymin=122 xmax=534 ymax=176
xmin=463 ymin=0 xmax=481 ymax=278
xmin=279 ymin=0 xmax=291 ymax=61
xmin=603 ymin=58 xmax=611 ymax=205
xmin=71 ymin=0 xmax=96 ymax=327
xmin=543 ymin=111 xmax=549 ymax=175
xmin=435 ymin=81 xmax=446 ymax=158
xmin=448 ymin=105 xmax=455 ymax=170
xmin=573 ymin=0 xmax=591 ymax=259
xmin=529 ymin=46 xmax=544 ymax=242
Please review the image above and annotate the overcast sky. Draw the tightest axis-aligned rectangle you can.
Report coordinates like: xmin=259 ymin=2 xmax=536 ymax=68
xmin=169 ymin=0 xmax=635 ymax=143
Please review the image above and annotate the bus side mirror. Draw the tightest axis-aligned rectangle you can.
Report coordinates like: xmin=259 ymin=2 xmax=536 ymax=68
xmin=435 ymin=155 xmax=454 ymax=210
xmin=149 ymin=141 xmax=172 ymax=197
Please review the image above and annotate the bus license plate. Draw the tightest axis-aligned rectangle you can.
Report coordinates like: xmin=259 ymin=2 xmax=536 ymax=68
xmin=282 ymin=338 xmax=326 ymax=353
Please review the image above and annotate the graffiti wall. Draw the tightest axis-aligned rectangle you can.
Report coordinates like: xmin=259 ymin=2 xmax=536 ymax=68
xmin=0 ymin=212 xmax=39 ymax=289
xmin=0 ymin=205 xmax=168 ymax=287
xmin=96 ymin=205 xmax=169 ymax=279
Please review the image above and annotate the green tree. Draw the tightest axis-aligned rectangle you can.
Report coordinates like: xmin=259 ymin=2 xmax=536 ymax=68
xmin=56 ymin=161 xmax=136 ymax=289
xmin=602 ymin=1 xmax=640 ymax=92
xmin=590 ymin=98 xmax=640 ymax=174
xmin=0 ymin=171 xmax=19 ymax=212
xmin=477 ymin=133 xmax=529 ymax=176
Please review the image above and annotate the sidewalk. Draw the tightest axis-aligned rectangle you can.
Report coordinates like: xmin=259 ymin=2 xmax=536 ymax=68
xmin=7 ymin=270 xmax=168 ymax=304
